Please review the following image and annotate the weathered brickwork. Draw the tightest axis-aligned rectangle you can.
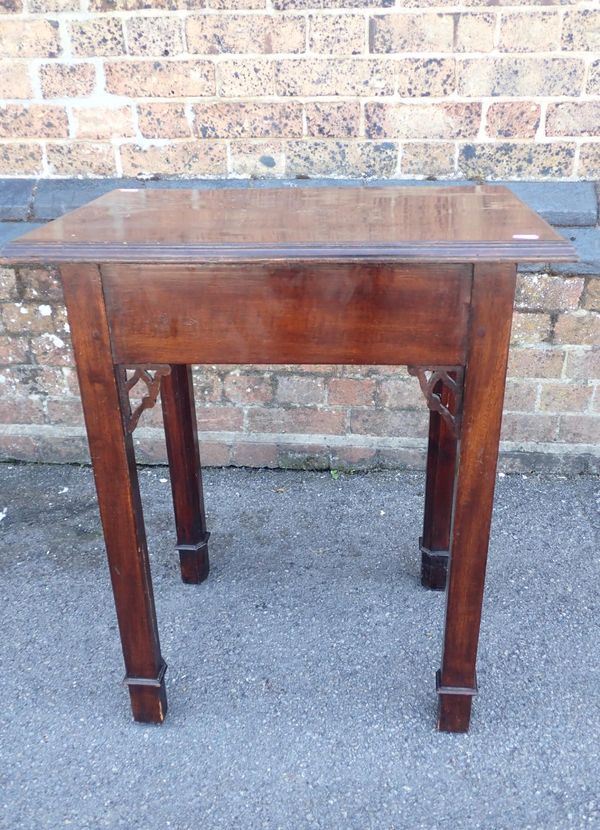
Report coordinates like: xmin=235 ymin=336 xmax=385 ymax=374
xmin=0 ymin=264 xmax=598 ymax=472
xmin=0 ymin=1 xmax=599 ymax=179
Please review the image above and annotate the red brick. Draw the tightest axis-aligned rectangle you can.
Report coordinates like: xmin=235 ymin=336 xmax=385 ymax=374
xmin=328 ymin=378 xmax=375 ymax=406
xmin=224 ymin=372 xmax=272 ymax=404
xmin=0 ymin=395 xmax=46 ymax=425
xmin=46 ymin=397 xmax=84 ymax=425
xmin=503 ymin=380 xmax=538 ymax=412
xmin=0 ymin=18 xmax=61 ymax=58
xmin=0 ymin=335 xmax=29 ymax=364
xmin=558 ymin=415 xmax=599 ymax=444
xmin=564 ymin=349 xmax=600 ymax=380
xmin=350 ymin=409 xmax=428 ymax=438
xmin=195 ymin=405 xmax=243 ymax=432
xmin=276 ymin=375 xmax=325 ymax=405
xmin=507 ymin=348 xmax=565 ymax=379
xmin=248 ymin=407 xmax=345 ymax=435
xmin=30 ymin=332 xmax=72 ymax=366
xmin=377 ymin=378 xmax=421 ymax=409
xmin=231 ymin=441 xmax=277 ymax=467
xmin=539 ymin=382 xmax=593 ymax=413
xmin=500 ymin=412 xmax=559 ymax=443
xmin=554 ymin=312 xmax=600 ymax=346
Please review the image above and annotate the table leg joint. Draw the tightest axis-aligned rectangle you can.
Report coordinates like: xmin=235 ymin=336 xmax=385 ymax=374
xmin=117 ymin=364 xmax=172 ymax=433
xmin=407 ymin=365 xmax=464 ymax=439
xmin=124 ymin=659 xmax=168 ymax=689
xmin=436 ymin=669 xmax=478 ymax=697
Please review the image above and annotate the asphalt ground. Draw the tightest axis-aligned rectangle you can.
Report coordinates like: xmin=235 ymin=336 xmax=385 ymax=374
xmin=0 ymin=463 xmax=598 ymax=830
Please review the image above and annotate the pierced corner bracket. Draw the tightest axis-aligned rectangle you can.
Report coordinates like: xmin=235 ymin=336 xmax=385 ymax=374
xmin=118 ymin=364 xmax=172 ymax=434
xmin=407 ymin=365 xmax=464 ymax=439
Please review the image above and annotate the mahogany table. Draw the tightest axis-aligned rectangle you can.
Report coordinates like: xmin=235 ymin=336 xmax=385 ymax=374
xmin=4 ymin=185 xmax=575 ymax=732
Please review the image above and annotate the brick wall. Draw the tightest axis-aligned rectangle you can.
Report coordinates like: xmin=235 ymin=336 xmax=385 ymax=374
xmin=0 ymin=1 xmax=599 ymax=180
xmin=1 ymin=262 xmax=598 ymax=473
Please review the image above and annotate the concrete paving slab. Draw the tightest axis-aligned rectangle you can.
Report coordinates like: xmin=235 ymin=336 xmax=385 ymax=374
xmin=0 ymin=464 xmax=598 ymax=830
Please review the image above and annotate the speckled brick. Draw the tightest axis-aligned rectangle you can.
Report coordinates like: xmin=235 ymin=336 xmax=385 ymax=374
xmin=565 ymin=350 xmax=600 ymax=381
xmin=328 ymin=378 xmax=375 ymax=406
xmin=577 ymin=144 xmax=600 ymax=179
xmin=309 ymin=14 xmax=365 ymax=55
xmin=546 ymin=103 xmax=600 ymax=137
xmin=366 ymin=102 xmax=480 ymax=140
xmin=378 ymin=378 xmax=421 ymax=409
xmin=0 ymin=266 xmax=17 ymax=300
xmin=511 ymin=312 xmax=552 ymax=346
xmin=396 ymin=58 xmax=455 ymax=97
xmin=401 ymin=142 xmax=455 ymax=177
xmin=46 ymin=142 xmax=116 ymax=176
xmin=457 ymin=57 xmax=584 ymax=97
xmin=217 ymin=59 xmax=274 ymax=97
xmin=40 ymin=63 xmax=96 ymax=98
xmin=125 ymin=17 xmax=183 ymax=57
xmin=137 ymin=103 xmax=191 ymax=139
xmin=516 ymin=274 xmax=583 ymax=312
xmin=187 ymin=14 xmax=304 ymax=54
xmin=558 ymin=415 xmax=599 ymax=444
xmin=583 ymin=279 xmax=600 ymax=312
xmin=224 ymin=372 xmax=273 ymax=404
xmin=285 ymin=140 xmax=397 ymax=178
xmin=192 ymin=101 xmax=303 ymax=138
xmin=0 ymin=143 xmax=43 ymax=176
xmin=486 ymin=102 xmax=540 ymax=139
xmin=458 ymin=142 xmax=575 ymax=179
xmin=305 ymin=102 xmax=360 ymax=138
xmin=229 ymin=140 xmax=285 ymax=177
xmin=587 ymin=60 xmax=600 ymax=96
xmin=275 ymin=58 xmax=394 ymax=97
xmin=499 ymin=12 xmax=561 ymax=52
xmin=248 ymin=407 xmax=345 ymax=435
xmin=507 ymin=348 xmax=565 ymax=379
xmin=503 ymin=380 xmax=538 ymax=413
xmin=89 ymin=0 xmax=205 ymax=8
xmin=0 ymin=336 xmax=29 ymax=364
xmin=370 ymin=13 xmax=453 ymax=53
xmin=0 ymin=61 xmax=32 ymax=98
xmin=276 ymin=375 xmax=325 ymax=406
xmin=454 ymin=13 xmax=495 ymax=52
xmin=72 ymin=106 xmax=135 ymax=140
xmin=539 ymin=383 xmax=593 ymax=413
xmin=350 ymin=409 xmax=428 ymax=439
xmin=0 ymin=104 xmax=68 ymax=139
xmin=105 ymin=59 xmax=215 ymax=97
xmin=501 ymin=412 xmax=558 ymax=443
xmin=554 ymin=311 xmax=600 ymax=346
xmin=0 ymin=19 xmax=60 ymax=58
xmin=68 ymin=17 xmax=125 ymax=57
xmin=19 ymin=267 xmax=63 ymax=303
xmin=28 ymin=0 xmax=79 ymax=9
xmin=120 ymin=141 xmax=227 ymax=177
xmin=562 ymin=9 xmax=600 ymax=51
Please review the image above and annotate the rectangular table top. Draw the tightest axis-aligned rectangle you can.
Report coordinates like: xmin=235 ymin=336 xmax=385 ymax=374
xmin=3 ymin=184 xmax=576 ymax=264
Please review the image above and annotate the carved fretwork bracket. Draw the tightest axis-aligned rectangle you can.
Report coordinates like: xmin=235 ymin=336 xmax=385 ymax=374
xmin=407 ymin=365 xmax=465 ymax=439
xmin=117 ymin=364 xmax=172 ymax=433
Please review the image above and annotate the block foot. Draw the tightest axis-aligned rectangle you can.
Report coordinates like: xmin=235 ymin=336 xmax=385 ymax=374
xmin=177 ymin=533 xmax=210 ymax=584
xmin=420 ymin=538 xmax=449 ymax=591
xmin=126 ymin=661 xmax=168 ymax=724
xmin=436 ymin=670 xmax=477 ymax=733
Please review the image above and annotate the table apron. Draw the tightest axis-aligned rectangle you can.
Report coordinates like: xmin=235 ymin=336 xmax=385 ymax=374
xmin=101 ymin=262 xmax=472 ymax=366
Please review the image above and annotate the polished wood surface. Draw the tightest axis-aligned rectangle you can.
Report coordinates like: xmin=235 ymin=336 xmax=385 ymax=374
xmin=3 ymin=185 xmax=575 ymax=263
xmin=5 ymin=185 xmax=575 ymax=733
xmin=103 ymin=262 xmax=471 ymax=366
